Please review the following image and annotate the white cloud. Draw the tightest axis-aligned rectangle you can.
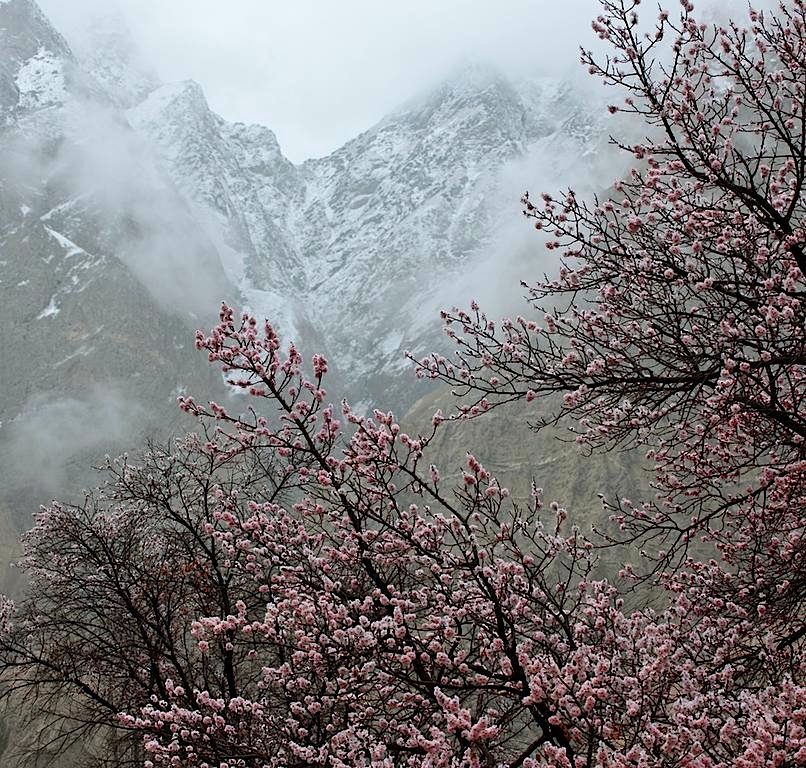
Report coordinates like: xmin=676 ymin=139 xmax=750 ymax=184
xmin=40 ymin=0 xmax=600 ymax=161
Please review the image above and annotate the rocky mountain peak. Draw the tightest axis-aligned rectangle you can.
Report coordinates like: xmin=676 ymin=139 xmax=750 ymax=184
xmin=117 ymin=55 xmax=605 ymax=408
xmin=130 ymin=79 xmax=213 ymax=131
xmin=379 ymin=62 xmax=532 ymax=149
xmin=402 ymin=60 xmax=514 ymax=112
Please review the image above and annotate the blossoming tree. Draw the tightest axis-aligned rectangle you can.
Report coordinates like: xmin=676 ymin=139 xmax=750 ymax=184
xmin=132 ymin=2 xmax=804 ymax=765
xmin=0 ymin=433 xmax=287 ymax=767
xmin=422 ymin=0 xmax=806 ymax=631
xmin=3 ymin=1 xmax=804 ymax=767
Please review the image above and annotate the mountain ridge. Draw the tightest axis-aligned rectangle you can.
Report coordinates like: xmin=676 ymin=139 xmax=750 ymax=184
xmin=121 ymin=55 xmax=605 ymax=406
xmin=0 ymin=0 xmax=610 ymax=527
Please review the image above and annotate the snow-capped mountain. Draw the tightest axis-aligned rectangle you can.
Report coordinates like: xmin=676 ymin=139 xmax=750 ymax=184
xmin=0 ymin=0 xmax=608 ymax=518
xmin=124 ymin=62 xmax=605 ymax=406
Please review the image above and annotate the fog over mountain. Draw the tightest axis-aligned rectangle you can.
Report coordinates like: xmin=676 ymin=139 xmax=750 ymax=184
xmin=38 ymin=0 xmax=602 ymax=162
xmin=0 ymin=0 xmax=632 ymax=586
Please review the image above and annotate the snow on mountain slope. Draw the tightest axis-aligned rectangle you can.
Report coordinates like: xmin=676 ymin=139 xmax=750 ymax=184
xmin=126 ymin=81 xmax=306 ymax=339
xmin=0 ymin=0 xmax=72 ymax=117
xmin=126 ymin=63 xmax=606 ymax=407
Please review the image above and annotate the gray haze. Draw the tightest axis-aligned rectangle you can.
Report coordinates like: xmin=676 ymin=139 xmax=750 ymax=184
xmin=40 ymin=0 xmax=601 ymax=162
xmin=4 ymin=388 xmax=144 ymax=495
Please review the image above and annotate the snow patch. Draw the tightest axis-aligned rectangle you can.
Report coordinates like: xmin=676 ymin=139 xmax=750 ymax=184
xmin=241 ymin=286 xmax=298 ymax=343
xmin=16 ymin=48 xmax=68 ymax=111
xmin=40 ymin=195 xmax=89 ymax=222
xmin=44 ymin=226 xmax=85 ymax=257
xmin=350 ymin=399 xmax=372 ymax=417
xmin=379 ymin=331 xmax=404 ymax=359
xmin=36 ymin=296 xmax=60 ymax=319
xmin=54 ymin=345 xmax=95 ymax=367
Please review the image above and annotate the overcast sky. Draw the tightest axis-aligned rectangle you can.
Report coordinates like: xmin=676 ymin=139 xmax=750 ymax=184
xmin=42 ymin=1 xmax=600 ymax=162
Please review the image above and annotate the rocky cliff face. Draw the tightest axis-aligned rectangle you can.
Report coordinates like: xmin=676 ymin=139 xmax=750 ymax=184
xmin=0 ymin=0 xmax=72 ymax=117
